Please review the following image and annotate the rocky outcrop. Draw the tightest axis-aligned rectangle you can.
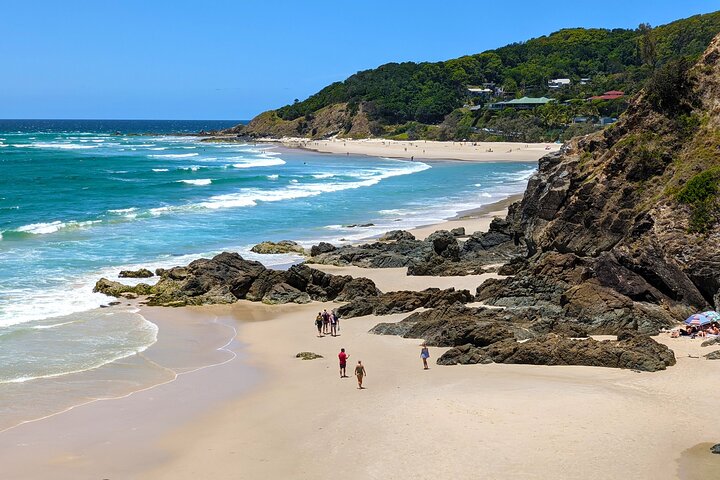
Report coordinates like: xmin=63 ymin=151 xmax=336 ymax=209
xmin=438 ymin=331 xmax=676 ymax=372
xmin=119 ymin=268 xmax=154 ymax=278
xmin=250 ymin=240 xmax=305 ymax=255
xmin=310 ymin=242 xmax=337 ymax=257
xmin=336 ymin=288 xmax=473 ymax=318
xmin=94 ymin=252 xmax=380 ymax=307
xmin=472 ymin=36 xmax=720 ymax=337
xmin=307 ymin=221 xmax=523 ymax=276
xmin=216 ymin=103 xmax=372 ymax=139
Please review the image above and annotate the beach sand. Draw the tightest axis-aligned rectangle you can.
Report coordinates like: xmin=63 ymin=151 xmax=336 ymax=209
xmin=2 ymin=201 xmax=720 ymax=480
xmin=263 ymin=137 xmax=559 ymax=162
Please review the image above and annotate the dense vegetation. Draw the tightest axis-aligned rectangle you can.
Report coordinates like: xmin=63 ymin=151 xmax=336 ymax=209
xmin=238 ymin=11 xmax=720 ymax=142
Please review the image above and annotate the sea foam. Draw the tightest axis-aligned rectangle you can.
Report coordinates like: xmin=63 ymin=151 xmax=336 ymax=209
xmin=177 ymin=179 xmax=212 ymax=186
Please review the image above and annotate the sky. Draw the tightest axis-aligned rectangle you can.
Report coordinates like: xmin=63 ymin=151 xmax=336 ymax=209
xmin=1 ymin=0 xmax=718 ymax=120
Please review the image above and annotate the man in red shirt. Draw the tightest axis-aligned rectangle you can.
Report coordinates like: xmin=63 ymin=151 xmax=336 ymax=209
xmin=338 ymin=348 xmax=349 ymax=378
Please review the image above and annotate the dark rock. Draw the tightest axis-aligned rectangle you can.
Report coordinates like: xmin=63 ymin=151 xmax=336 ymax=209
xmin=310 ymin=242 xmax=337 ymax=257
xmin=704 ymin=350 xmax=720 ymax=360
xmin=439 ymin=330 xmax=676 ymax=371
xmin=702 ymin=337 xmax=720 ymax=347
xmin=119 ymin=268 xmax=154 ymax=278
xmin=250 ymin=240 xmax=305 ymax=255
xmin=95 ymin=252 xmax=380 ymax=307
xmin=426 ymin=230 xmax=460 ymax=261
xmin=379 ymin=230 xmax=416 ymax=242
xmin=338 ymin=288 xmax=473 ymax=318
xmin=711 ymin=444 xmax=720 ymax=454
xmin=262 ymin=283 xmax=311 ymax=305
xmin=450 ymin=227 xmax=466 ymax=237
xmin=296 ymin=352 xmax=323 ymax=360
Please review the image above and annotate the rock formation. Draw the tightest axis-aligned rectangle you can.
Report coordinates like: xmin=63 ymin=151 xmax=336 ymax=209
xmin=336 ymin=288 xmax=474 ymax=318
xmin=95 ymin=252 xmax=379 ymax=307
xmin=438 ymin=331 xmax=675 ymax=372
xmin=308 ymin=222 xmax=523 ymax=276
xmin=250 ymin=240 xmax=306 ymax=255
xmin=118 ymin=268 xmax=154 ymax=278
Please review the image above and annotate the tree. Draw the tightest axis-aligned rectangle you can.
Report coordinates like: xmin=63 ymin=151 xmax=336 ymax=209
xmin=638 ymin=23 xmax=658 ymax=68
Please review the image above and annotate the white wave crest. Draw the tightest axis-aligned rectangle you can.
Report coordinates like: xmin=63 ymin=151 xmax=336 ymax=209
xmin=231 ymin=158 xmax=286 ymax=169
xmin=3 ymin=220 xmax=101 ymax=237
xmin=149 ymin=153 xmax=199 ymax=158
xmin=267 ymin=174 xmax=279 ymax=180
xmin=152 ymin=168 xmax=169 ymax=172
xmin=30 ymin=142 xmax=98 ymax=150
xmin=177 ymin=179 xmax=212 ymax=186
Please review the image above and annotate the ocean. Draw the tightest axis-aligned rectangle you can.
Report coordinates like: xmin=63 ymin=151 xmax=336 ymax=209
xmin=0 ymin=119 xmax=536 ymax=425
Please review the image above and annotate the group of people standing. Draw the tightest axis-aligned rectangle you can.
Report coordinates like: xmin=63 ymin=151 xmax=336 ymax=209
xmin=315 ymin=309 xmax=339 ymax=337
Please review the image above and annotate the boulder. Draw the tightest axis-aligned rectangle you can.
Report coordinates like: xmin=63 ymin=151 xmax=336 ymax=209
xmin=450 ymin=227 xmax=466 ymax=237
xmin=711 ymin=444 xmax=720 ymax=454
xmin=262 ymin=283 xmax=311 ymax=305
xmin=426 ymin=230 xmax=460 ymax=261
xmin=250 ymin=240 xmax=305 ymax=255
xmin=296 ymin=352 xmax=323 ymax=360
xmin=704 ymin=350 xmax=720 ymax=360
xmin=310 ymin=242 xmax=337 ymax=257
xmin=701 ymin=337 xmax=720 ymax=347
xmin=379 ymin=230 xmax=416 ymax=242
xmin=119 ymin=268 xmax=154 ymax=278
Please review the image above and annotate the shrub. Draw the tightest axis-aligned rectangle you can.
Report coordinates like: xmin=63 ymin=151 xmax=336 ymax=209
xmin=676 ymin=167 xmax=720 ymax=232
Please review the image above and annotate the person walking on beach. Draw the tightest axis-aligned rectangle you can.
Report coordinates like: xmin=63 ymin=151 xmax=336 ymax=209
xmin=354 ymin=360 xmax=366 ymax=389
xmin=338 ymin=348 xmax=349 ymax=378
xmin=330 ymin=312 xmax=338 ymax=336
xmin=322 ymin=309 xmax=330 ymax=334
xmin=315 ymin=312 xmax=323 ymax=337
xmin=420 ymin=343 xmax=430 ymax=370
xmin=333 ymin=310 xmax=340 ymax=332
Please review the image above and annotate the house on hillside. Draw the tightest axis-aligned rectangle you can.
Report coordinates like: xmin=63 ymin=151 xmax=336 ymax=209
xmin=588 ymin=90 xmax=625 ymax=101
xmin=548 ymin=78 xmax=571 ymax=89
xmin=488 ymin=96 xmax=556 ymax=110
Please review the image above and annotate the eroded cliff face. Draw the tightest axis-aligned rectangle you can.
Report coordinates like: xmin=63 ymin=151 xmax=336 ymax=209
xmin=479 ymin=33 xmax=720 ymax=333
xmin=220 ymin=103 xmax=372 ymax=139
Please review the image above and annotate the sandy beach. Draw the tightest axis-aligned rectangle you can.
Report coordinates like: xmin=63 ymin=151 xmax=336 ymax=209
xmin=0 ymin=200 xmax=719 ymax=479
xmin=259 ymin=137 xmax=560 ymax=162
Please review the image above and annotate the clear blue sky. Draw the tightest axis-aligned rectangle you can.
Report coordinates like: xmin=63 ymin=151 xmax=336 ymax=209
xmin=2 ymin=0 xmax=718 ymax=120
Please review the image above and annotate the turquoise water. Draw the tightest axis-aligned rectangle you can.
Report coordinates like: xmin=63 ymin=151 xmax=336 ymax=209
xmin=0 ymin=120 xmax=536 ymax=385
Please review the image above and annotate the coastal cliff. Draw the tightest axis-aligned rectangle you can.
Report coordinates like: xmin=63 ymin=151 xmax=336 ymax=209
xmin=475 ymin=33 xmax=720 ymax=332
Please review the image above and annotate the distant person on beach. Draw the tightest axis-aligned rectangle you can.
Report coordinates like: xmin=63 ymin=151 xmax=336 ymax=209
xmin=338 ymin=348 xmax=349 ymax=378
xmin=315 ymin=312 xmax=323 ymax=337
xmin=420 ymin=343 xmax=430 ymax=369
xmin=333 ymin=310 xmax=340 ymax=332
xmin=322 ymin=309 xmax=330 ymax=334
xmin=330 ymin=312 xmax=338 ymax=336
xmin=355 ymin=361 xmax=366 ymax=389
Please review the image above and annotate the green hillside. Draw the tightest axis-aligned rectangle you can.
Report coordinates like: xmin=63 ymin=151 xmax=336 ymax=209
xmin=229 ymin=11 xmax=720 ymax=141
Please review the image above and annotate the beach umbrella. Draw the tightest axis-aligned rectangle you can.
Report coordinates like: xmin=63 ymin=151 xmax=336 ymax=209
xmin=701 ymin=311 xmax=720 ymax=322
xmin=684 ymin=313 xmax=713 ymax=326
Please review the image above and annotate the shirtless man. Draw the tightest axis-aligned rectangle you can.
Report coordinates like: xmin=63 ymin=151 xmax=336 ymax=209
xmin=354 ymin=360 xmax=366 ymax=389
